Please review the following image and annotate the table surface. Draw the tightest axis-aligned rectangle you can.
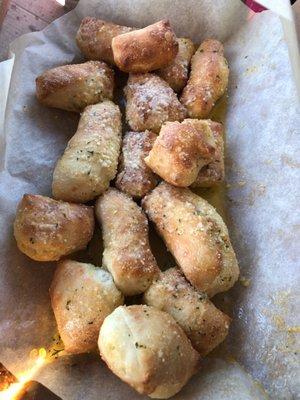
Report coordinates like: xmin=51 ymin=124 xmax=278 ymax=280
xmin=0 ymin=0 xmax=78 ymax=61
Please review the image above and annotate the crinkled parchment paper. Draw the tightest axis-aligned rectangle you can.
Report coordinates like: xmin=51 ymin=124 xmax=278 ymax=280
xmin=0 ymin=0 xmax=299 ymax=399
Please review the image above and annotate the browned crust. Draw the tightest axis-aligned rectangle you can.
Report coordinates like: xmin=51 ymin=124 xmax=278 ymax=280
xmin=36 ymin=60 xmax=113 ymax=100
xmin=50 ymin=259 xmax=124 ymax=354
xmin=200 ymin=39 xmax=224 ymax=53
xmin=112 ymin=20 xmax=178 ymax=73
xmin=95 ymin=188 xmax=159 ymax=295
xmin=115 ymin=130 xmax=159 ymax=198
xmin=192 ymin=120 xmax=225 ymax=187
xmin=180 ymin=39 xmax=229 ymax=118
xmin=13 ymin=194 xmax=94 ymax=261
xmin=76 ymin=17 xmax=134 ymax=64
xmin=142 ymin=182 xmax=239 ymax=296
xmin=52 ymin=101 xmax=122 ymax=203
xmin=145 ymin=119 xmax=217 ymax=187
xmin=142 ymin=183 xmax=222 ymax=290
xmin=157 ymin=37 xmax=195 ymax=92
xmin=144 ymin=268 xmax=231 ymax=356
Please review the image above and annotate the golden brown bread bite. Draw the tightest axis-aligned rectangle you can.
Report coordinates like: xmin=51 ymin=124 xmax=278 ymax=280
xmin=192 ymin=120 xmax=225 ymax=187
xmin=36 ymin=61 xmax=114 ymax=113
xmin=95 ymin=188 xmax=159 ymax=296
xmin=180 ymin=39 xmax=229 ymax=118
xmin=50 ymin=259 xmax=124 ymax=354
xmin=52 ymin=101 xmax=121 ymax=203
xmin=144 ymin=268 xmax=230 ymax=356
xmin=76 ymin=17 xmax=134 ymax=64
xmin=112 ymin=20 xmax=178 ymax=73
xmin=142 ymin=182 xmax=239 ymax=297
xmin=13 ymin=194 xmax=94 ymax=261
xmin=115 ymin=130 xmax=159 ymax=198
xmin=145 ymin=119 xmax=216 ymax=187
xmin=98 ymin=305 xmax=199 ymax=398
xmin=125 ymin=73 xmax=186 ymax=134
xmin=157 ymin=38 xmax=195 ymax=92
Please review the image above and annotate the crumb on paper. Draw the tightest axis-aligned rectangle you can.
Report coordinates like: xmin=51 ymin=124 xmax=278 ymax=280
xmin=247 ymin=184 xmax=266 ymax=206
xmin=225 ymin=355 xmax=237 ymax=363
xmin=244 ymin=65 xmax=258 ymax=75
xmin=239 ymin=276 xmax=251 ymax=287
xmin=287 ymin=326 xmax=300 ymax=334
xmin=273 ymin=315 xmax=286 ymax=330
xmin=272 ymin=290 xmax=291 ymax=307
xmin=281 ymin=154 xmax=300 ymax=169
xmin=257 ymin=184 xmax=266 ymax=193
xmin=263 ymin=159 xmax=273 ymax=165
xmin=226 ymin=180 xmax=247 ymax=189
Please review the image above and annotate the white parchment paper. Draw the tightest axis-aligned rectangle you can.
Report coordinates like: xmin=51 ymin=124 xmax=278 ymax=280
xmin=0 ymin=1 xmax=299 ymax=399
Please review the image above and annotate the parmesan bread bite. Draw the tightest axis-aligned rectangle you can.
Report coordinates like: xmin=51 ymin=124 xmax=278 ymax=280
xmin=192 ymin=120 xmax=225 ymax=187
xmin=144 ymin=268 xmax=231 ymax=356
xmin=142 ymin=182 xmax=239 ymax=297
xmin=116 ymin=130 xmax=159 ymax=198
xmin=14 ymin=194 xmax=94 ymax=262
xmin=157 ymin=37 xmax=195 ymax=92
xmin=145 ymin=119 xmax=216 ymax=187
xmin=50 ymin=260 xmax=124 ymax=354
xmin=95 ymin=188 xmax=159 ymax=296
xmin=112 ymin=20 xmax=178 ymax=73
xmin=76 ymin=17 xmax=134 ymax=65
xmin=125 ymin=73 xmax=186 ymax=134
xmin=180 ymin=39 xmax=229 ymax=118
xmin=52 ymin=101 xmax=121 ymax=203
xmin=98 ymin=305 xmax=199 ymax=398
xmin=36 ymin=61 xmax=114 ymax=113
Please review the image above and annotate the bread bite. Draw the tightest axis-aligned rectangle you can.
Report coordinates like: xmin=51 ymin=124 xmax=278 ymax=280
xmin=76 ymin=17 xmax=134 ymax=64
xmin=14 ymin=194 xmax=94 ymax=261
xmin=125 ymin=73 xmax=186 ymax=134
xmin=145 ymin=119 xmax=216 ymax=187
xmin=112 ymin=20 xmax=178 ymax=73
xmin=36 ymin=61 xmax=114 ymax=112
xmin=95 ymin=188 xmax=159 ymax=296
xmin=52 ymin=101 xmax=121 ymax=203
xmin=144 ymin=268 xmax=230 ymax=356
xmin=180 ymin=39 xmax=229 ymax=118
xmin=192 ymin=120 xmax=225 ymax=187
xmin=116 ymin=130 xmax=158 ymax=198
xmin=50 ymin=259 xmax=124 ymax=354
xmin=142 ymin=182 xmax=239 ymax=297
xmin=98 ymin=305 xmax=199 ymax=398
xmin=157 ymin=37 xmax=195 ymax=92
